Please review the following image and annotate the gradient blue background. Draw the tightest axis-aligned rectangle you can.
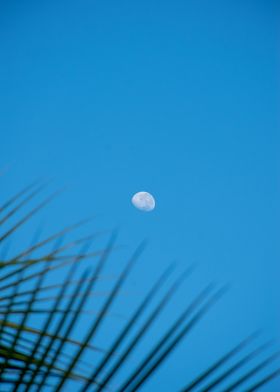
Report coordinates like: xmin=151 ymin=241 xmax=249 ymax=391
xmin=0 ymin=0 xmax=279 ymax=390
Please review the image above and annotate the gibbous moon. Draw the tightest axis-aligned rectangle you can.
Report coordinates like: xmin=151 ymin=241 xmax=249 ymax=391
xmin=131 ymin=191 xmax=155 ymax=212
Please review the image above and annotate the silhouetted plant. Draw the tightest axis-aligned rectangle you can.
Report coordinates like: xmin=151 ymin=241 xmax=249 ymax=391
xmin=0 ymin=181 xmax=278 ymax=391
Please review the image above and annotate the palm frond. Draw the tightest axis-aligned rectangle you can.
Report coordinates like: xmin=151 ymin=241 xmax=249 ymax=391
xmin=182 ymin=332 xmax=260 ymax=391
xmin=0 ymin=183 xmax=278 ymax=392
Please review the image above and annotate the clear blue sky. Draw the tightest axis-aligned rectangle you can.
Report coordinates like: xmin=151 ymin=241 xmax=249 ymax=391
xmin=0 ymin=0 xmax=279 ymax=390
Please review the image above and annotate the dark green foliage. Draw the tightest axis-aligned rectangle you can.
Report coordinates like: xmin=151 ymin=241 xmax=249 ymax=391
xmin=0 ymin=182 xmax=278 ymax=391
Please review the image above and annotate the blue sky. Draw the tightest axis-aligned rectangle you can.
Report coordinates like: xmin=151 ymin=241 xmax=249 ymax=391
xmin=0 ymin=0 xmax=279 ymax=390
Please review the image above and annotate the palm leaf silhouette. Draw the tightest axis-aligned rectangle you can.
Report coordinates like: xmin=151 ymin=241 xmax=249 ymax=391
xmin=0 ymin=182 xmax=278 ymax=391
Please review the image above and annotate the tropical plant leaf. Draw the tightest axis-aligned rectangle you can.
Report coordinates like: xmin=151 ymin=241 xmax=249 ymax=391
xmin=0 ymin=189 xmax=62 ymax=244
xmin=0 ymin=182 xmax=278 ymax=392
xmin=92 ymin=268 xmax=196 ymax=392
xmin=182 ymin=332 xmax=260 ymax=391
xmin=81 ymin=263 xmax=177 ymax=389
xmin=224 ymin=351 xmax=280 ymax=392
xmin=198 ymin=341 xmax=273 ymax=392
xmin=246 ymin=368 xmax=280 ymax=391
xmin=0 ymin=181 xmax=39 ymax=214
xmin=51 ymin=237 xmax=143 ymax=392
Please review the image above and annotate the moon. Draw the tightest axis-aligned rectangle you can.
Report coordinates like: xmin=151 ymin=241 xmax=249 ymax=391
xmin=131 ymin=191 xmax=155 ymax=212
